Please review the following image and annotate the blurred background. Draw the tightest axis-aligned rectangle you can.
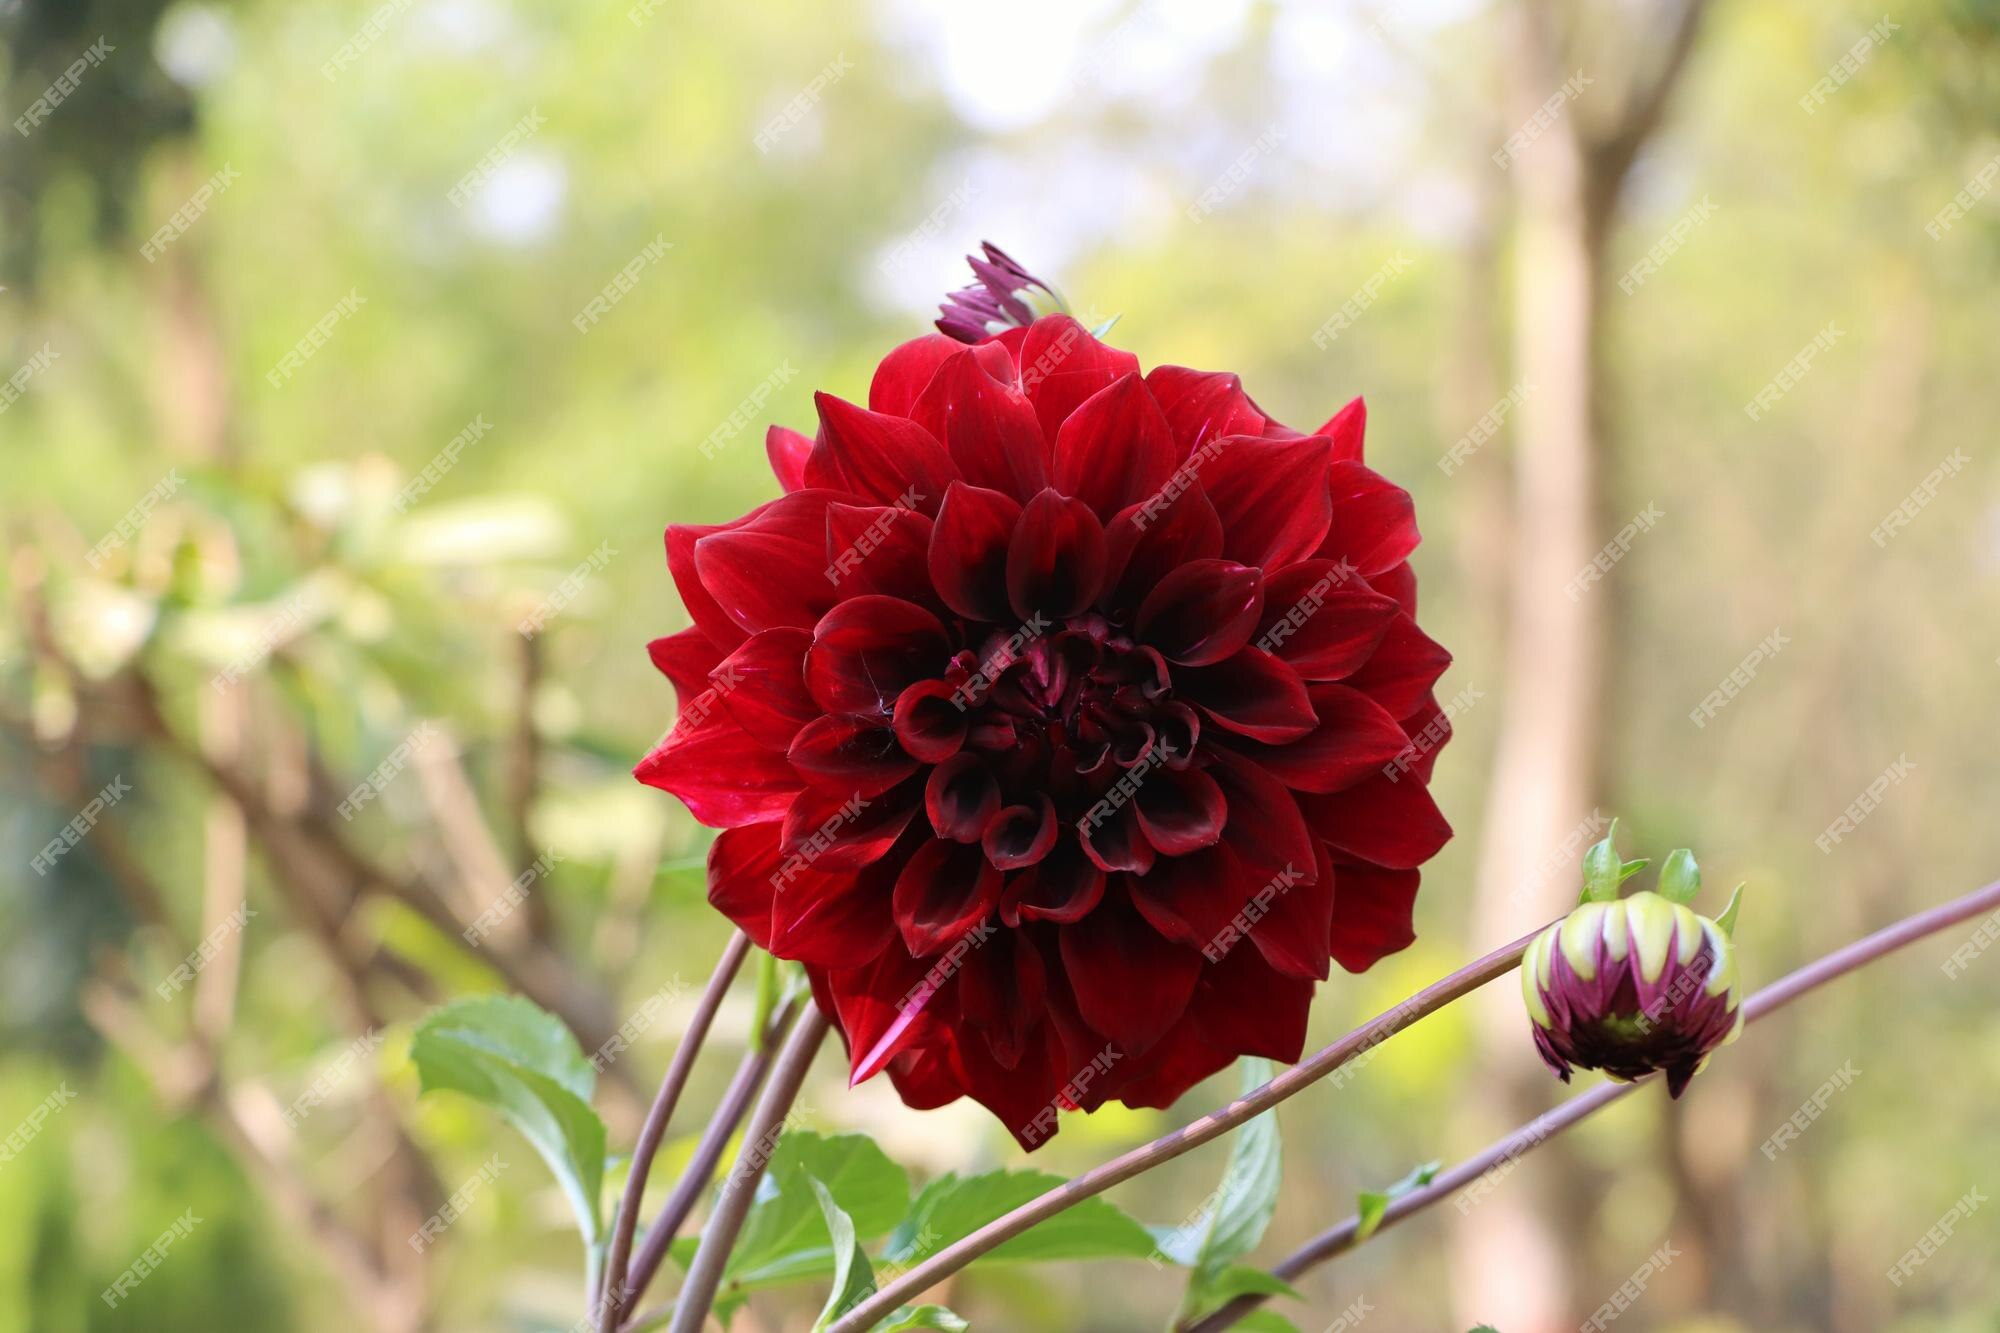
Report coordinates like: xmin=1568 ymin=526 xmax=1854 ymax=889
xmin=4 ymin=0 xmax=1998 ymax=1328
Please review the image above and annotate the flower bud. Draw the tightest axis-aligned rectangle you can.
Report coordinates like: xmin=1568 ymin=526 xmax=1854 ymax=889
xmin=1521 ymin=828 xmax=1744 ymax=1097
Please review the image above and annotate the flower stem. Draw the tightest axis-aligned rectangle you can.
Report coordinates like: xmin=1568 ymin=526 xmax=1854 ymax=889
xmin=615 ymin=995 xmax=804 ymax=1327
xmin=1186 ymin=875 xmax=2000 ymax=1332
xmin=825 ymin=927 xmax=1547 ymax=1333
xmin=665 ymin=1006 xmax=832 ymax=1333
xmin=598 ymin=930 xmax=751 ymax=1332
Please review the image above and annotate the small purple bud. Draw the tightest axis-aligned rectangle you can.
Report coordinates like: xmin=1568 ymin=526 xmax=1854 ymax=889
xmin=936 ymin=242 xmax=1061 ymax=343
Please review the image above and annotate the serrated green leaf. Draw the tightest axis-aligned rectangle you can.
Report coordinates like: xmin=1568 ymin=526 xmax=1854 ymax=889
xmin=809 ymin=1175 xmax=876 ymax=1332
xmin=409 ymin=996 xmax=606 ymax=1256
xmin=884 ymin=1169 xmax=1156 ymax=1267
xmin=873 ymin=1305 xmax=968 ymax=1332
xmin=699 ymin=1132 xmax=911 ymax=1295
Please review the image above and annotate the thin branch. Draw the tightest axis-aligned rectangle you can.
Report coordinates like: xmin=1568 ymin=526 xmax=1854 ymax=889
xmin=1189 ymin=874 xmax=2000 ymax=1331
xmin=665 ymin=1007 xmax=832 ymax=1333
xmin=599 ymin=930 xmax=752 ymax=1331
xmin=825 ymin=927 xmax=1547 ymax=1333
xmin=617 ymin=996 xmax=805 ymax=1325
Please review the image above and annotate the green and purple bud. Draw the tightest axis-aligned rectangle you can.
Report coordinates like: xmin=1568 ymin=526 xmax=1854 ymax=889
xmin=1522 ymin=825 xmax=1745 ymax=1098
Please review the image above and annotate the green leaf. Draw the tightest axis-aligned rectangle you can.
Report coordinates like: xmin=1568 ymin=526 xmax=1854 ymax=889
xmin=1656 ymin=848 xmax=1700 ymax=903
xmin=409 ymin=996 xmax=606 ymax=1258
xmin=873 ymin=1306 xmax=968 ymax=1332
xmin=1236 ymin=1313 xmax=1304 ymax=1333
xmin=704 ymin=1132 xmax=911 ymax=1294
xmin=1160 ymin=1057 xmax=1285 ymax=1324
xmin=809 ymin=1176 xmax=876 ymax=1332
xmin=1353 ymin=1159 xmax=1441 ymax=1244
xmin=1715 ymin=883 xmax=1746 ymax=936
xmin=884 ymin=1169 xmax=1156 ymax=1267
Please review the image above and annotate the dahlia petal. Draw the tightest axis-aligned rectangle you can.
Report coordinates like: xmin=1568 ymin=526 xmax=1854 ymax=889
xmin=928 ymin=481 xmax=1022 ymax=623
xmin=1242 ymin=834 xmax=1335 ymax=981
xmin=1100 ymin=483 xmax=1225 ymax=616
xmin=1251 ymin=562 xmax=1400 ymax=681
xmin=1134 ymin=764 xmax=1227 ymax=856
xmin=1369 ymin=560 xmax=1418 ymax=615
xmin=1298 ymin=771 xmax=1452 ymax=869
xmin=706 ymin=822 xmax=783 ymax=948
xmin=807 ymin=391 xmax=959 ymax=515
xmin=779 ymin=777 xmax=923 ymax=871
xmin=909 ymin=350 xmax=1049 ymax=504
xmin=823 ymin=943 xmax=948 ymax=1085
xmin=925 ymin=753 xmax=1002 ymax=843
xmin=999 ymin=840 xmax=1106 ymax=924
xmin=1192 ymin=939 xmax=1315 ymax=1064
xmin=1341 ymin=613 xmax=1452 ymax=718
xmin=824 ymin=502 xmax=940 ymax=610
xmin=1229 ymin=682 xmax=1412 ymax=793
xmin=805 ymin=596 xmax=952 ymax=716
xmin=1388 ymin=690 xmax=1450 ymax=783
xmin=711 ymin=627 xmax=816 ymax=750
xmin=1077 ymin=799 xmax=1156 ymax=875
xmin=787 ymin=714 xmax=921 ymax=796
xmin=1017 ymin=315 xmax=1142 ymax=443
xmin=1096 ymin=1016 xmax=1233 ymax=1110
xmin=958 ymin=929 xmax=1048 ymax=1071
xmin=867 ymin=333 xmax=961 ymax=417
xmin=892 ymin=678 xmax=969 ymax=764
xmin=1317 ymin=460 xmax=1419 ymax=576
xmin=767 ymin=425 xmax=814 ymax=492
xmin=1127 ymin=841 xmax=1258 ymax=950
xmin=1059 ymin=886 xmax=1201 ymax=1053
xmin=1136 ymin=559 xmax=1265 ymax=667
xmin=667 ymin=520 xmax=751 ymax=650
xmin=1006 ymin=488 xmax=1108 ymax=621
xmin=1143 ymin=365 xmax=1269 ymax=463
xmin=1316 ymin=396 xmax=1366 ymax=463
xmin=1177 ymin=647 xmax=1318 ymax=743
xmin=1329 ymin=861 xmax=1420 ymax=973
xmin=647 ymin=627 xmax=725 ymax=711
xmin=769 ymin=836 xmax=904 ymax=967
xmin=1199 ymin=434 xmax=1335 ymax=569
xmin=635 ymin=696 xmax=803 ymax=828
xmin=981 ymin=794 xmax=1058 ymax=869
xmin=1052 ymin=373 xmax=1176 ymax=519
xmin=892 ymin=838 xmax=1002 ymax=956
xmin=692 ymin=490 xmax=843 ymax=636
xmin=1204 ymin=748 xmax=1319 ymax=892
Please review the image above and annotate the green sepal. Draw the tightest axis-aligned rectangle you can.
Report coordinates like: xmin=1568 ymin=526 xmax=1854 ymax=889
xmin=1714 ymin=883 xmax=1745 ymax=937
xmin=1353 ymin=1159 xmax=1440 ymax=1243
xmin=1089 ymin=313 xmax=1122 ymax=338
xmin=1656 ymin=848 xmax=1700 ymax=904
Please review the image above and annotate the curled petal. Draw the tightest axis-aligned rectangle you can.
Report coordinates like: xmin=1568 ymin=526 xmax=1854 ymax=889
xmin=892 ymin=678 xmax=969 ymax=764
xmin=928 ymin=481 xmax=1021 ymax=623
xmin=1253 ymin=561 xmax=1399 ymax=680
xmin=1136 ymin=559 xmax=1264 ymax=666
xmin=1006 ymin=488 xmax=1107 ymax=621
xmin=1134 ymin=764 xmax=1227 ymax=856
xmin=1178 ymin=647 xmax=1318 ymax=744
xmin=925 ymin=753 xmax=1003 ymax=843
xmin=999 ymin=841 xmax=1105 ymax=923
xmin=808 ymin=391 xmax=959 ymax=515
xmin=893 ymin=838 xmax=1002 ymax=955
xmin=692 ymin=490 xmax=843 ymax=637
xmin=982 ymin=795 xmax=1058 ymax=869
xmin=806 ymin=597 xmax=952 ymax=715
xmin=647 ymin=627 xmax=724 ymax=711
xmin=712 ymin=627 xmax=816 ymax=750
xmin=788 ymin=714 xmax=921 ymax=796
xmin=767 ymin=425 xmax=814 ymax=492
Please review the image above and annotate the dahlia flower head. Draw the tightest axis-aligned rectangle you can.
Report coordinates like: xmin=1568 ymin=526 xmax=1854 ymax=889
xmin=639 ymin=251 xmax=1453 ymax=1148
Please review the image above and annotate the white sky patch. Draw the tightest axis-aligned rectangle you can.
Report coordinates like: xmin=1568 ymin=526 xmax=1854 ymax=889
xmin=467 ymin=151 xmax=568 ymax=246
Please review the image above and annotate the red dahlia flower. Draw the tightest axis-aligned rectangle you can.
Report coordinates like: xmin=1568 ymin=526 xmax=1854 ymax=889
xmin=638 ymin=302 xmax=1453 ymax=1148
